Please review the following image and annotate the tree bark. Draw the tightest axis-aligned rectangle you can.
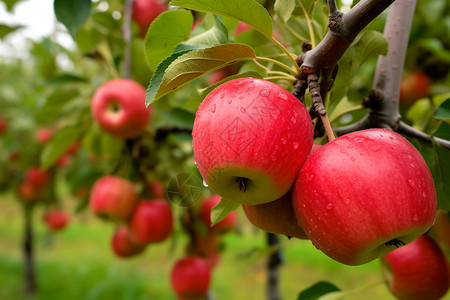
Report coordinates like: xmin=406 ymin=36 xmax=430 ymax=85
xmin=266 ymin=233 xmax=282 ymax=300
xmin=23 ymin=206 xmax=37 ymax=296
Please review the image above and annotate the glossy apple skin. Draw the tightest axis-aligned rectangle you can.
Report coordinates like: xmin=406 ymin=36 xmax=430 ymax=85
xmin=25 ymin=167 xmax=49 ymax=187
xmin=198 ymin=195 xmax=237 ymax=234
xmin=243 ymin=190 xmax=307 ymax=239
xmin=293 ymin=128 xmax=437 ymax=265
xmin=400 ymin=71 xmax=431 ymax=106
xmin=129 ymin=199 xmax=173 ymax=244
xmin=381 ymin=235 xmax=449 ymax=300
xmin=91 ymin=79 xmax=151 ymax=138
xmin=43 ymin=210 xmax=69 ymax=231
xmin=132 ymin=0 xmax=167 ymax=35
xmin=147 ymin=179 xmax=165 ymax=198
xmin=89 ymin=176 xmax=138 ymax=221
xmin=192 ymin=78 xmax=313 ymax=205
xmin=111 ymin=226 xmax=146 ymax=258
xmin=171 ymin=256 xmax=211 ymax=299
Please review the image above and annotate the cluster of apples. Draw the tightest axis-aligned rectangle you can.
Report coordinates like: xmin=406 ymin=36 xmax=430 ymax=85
xmin=89 ymin=176 xmax=173 ymax=257
xmin=169 ymin=195 xmax=236 ymax=300
xmin=192 ymin=78 xmax=437 ymax=269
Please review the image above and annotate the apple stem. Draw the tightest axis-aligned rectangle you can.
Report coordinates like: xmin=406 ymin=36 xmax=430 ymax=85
xmin=321 ymin=114 xmax=336 ymax=142
xmin=236 ymin=177 xmax=248 ymax=192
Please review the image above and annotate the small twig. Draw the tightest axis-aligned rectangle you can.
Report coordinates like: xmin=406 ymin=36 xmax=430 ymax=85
xmin=122 ymin=0 xmax=134 ymax=79
xmin=397 ymin=122 xmax=450 ymax=150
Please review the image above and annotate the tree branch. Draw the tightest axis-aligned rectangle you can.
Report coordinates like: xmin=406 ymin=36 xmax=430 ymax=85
xmin=23 ymin=206 xmax=37 ymax=296
xmin=397 ymin=122 xmax=450 ymax=150
xmin=122 ymin=0 xmax=134 ymax=79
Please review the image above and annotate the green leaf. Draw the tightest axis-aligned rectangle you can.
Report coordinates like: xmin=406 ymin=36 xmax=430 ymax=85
xmin=2 ymin=0 xmax=24 ymax=11
xmin=275 ymin=0 xmax=296 ymax=23
xmin=434 ymin=98 xmax=450 ymax=123
xmin=40 ymin=126 xmax=84 ymax=169
xmin=433 ymin=122 xmax=450 ymax=140
xmin=331 ymin=30 xmax=388 ymax=104
xmin=45 ymin=73 xmax=88 ymax=85
xmin=185 ymin=15 xmax=229 ymax=47
xmin=418 ymin=38 xmax=450 ymax=64
xmin=297 ymin=281 xmax=341 ymax=300
xmin=210 ymin=198 xmax=239 ymax=226
xmin=145 ymin=10 xmax=194 ymax=70
xmin=170 ymin=0 xmax=273 ymax=37
xmin=146 ymin=44 xmax=256 ymax=105
xmin=432 ymin=145 xmax=450 ymax=211
xmin=36 ymin=87 xmax=80 ymax=122
xmin=54 ymin=0 xmax=91 ymax=39
xmin=0 ymin=24 xmax=23 ymax=39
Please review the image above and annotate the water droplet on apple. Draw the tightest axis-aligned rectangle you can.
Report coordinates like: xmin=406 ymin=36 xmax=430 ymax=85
xmin=227 ymin=99 xmax=233 ymax=104
xmin=240 ymin=107 xmax=246 ymax=113
xmin=344 ymin=198 xmax=351 ymax=204
xmin=293 ymin=142 xmax=299 ymax=149
xmin=220 ymin=94 xmax=225 ymax=98
xmin=326 ymin=203 xmax=333 ymax=210
xmin=271 ymin=155 xmax=277 ymax=161
xmin=410 ymin=162 xmax=416 ymax=168
xmin=354 ymin=138 xmax=364 ymax=142
xmin=277 ymin=93 xmax=288 ymax=100
xmin=260 ymin=89 xmax=270 ymax=97
xmin=422 ymin=191 xmax=427 ymax=198
xmin=290 ymin=116 xmax=297 ymax=124
xmin=371 ymin=145 xmax=380 ymax=152
xmin=350 ymin=157 xmax=356 ymax=161
xmin=407 ymin=180 xmax=415 ymax=187
xmin=196 ymin=111 xmax=201 ymax=117
xmin=202 ymin=180 xmax=208 ymax=187
xmin=239 ymin=96 xmax=244 ymax=100
xmin=280 ymin=138 xmax=287 ymax=144
xmin=307 ymin=174 xmax=315 ymax=181
xmin=210 ymin=104 xmax=216 ymax=113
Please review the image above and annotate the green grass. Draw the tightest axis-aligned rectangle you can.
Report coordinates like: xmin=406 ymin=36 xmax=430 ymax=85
xmin=0 ymin=197 xmax=446 ymax=300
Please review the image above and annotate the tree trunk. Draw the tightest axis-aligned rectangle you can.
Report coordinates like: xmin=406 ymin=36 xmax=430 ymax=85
xmin=267 ymin=233 xmax=282 ymax=300
xmin=23 ymin=206 xmax=37 ymax=296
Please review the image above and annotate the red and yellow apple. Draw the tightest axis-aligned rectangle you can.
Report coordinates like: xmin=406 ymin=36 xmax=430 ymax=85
xmin=43 ymin=209 xmax=69 ymax=231
xmin=192 ymin=78 xmax=313 ymax=205
xmin=380 ymin=235 xmax=449 ymax=300
xmin=293 ymin=128 xmax=437 ymax=265
xmin=132 ymin=0 xmax=167 ymax=36
xmin=128 ymin=199 xmax=173 ymax=244
xmin=89 ymin=176 xmax=138 ymax=221
xmin=399 ymin=71 xmax=431 ymax=106
xmin=171 ymin=256 xmax=211 ymax=300
xmin=111 ymin=225 xmax=146 ymax=258
xmin=91 ymin=79 xmax=151 ymax=138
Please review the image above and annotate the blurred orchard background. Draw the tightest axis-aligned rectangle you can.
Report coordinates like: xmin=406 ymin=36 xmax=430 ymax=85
xmin=0 ymin=0 xmax=449 ymax=299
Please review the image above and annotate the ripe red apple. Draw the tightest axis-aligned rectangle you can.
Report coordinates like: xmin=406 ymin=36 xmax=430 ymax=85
xmin=380 ymin=235 xmax=449 ymax=300
xmin=89 ymin=176 xmax=138 ymax=221
xmin=234 ymin=22 xmax=253 ymax=37
xmin=0 ymin=117 xmax=8 ymax=134
xmin=128 ymin=199 xmax=173 ymax=244
xmin=192 ymin=78 xmax=313 ymax=205
xmin=198 ymin=195 xmax=237 ymax=234
xmin=399 ymin=71 xmax=431 ymax=106
xmin=111 ymin=226 xmax=146 ymax=258
xmin=25 ymin=167 xmax=49 ymax=187
xmin=293 ymin=128 xmax=437 ymax=265
xmin=36 ymin=128 xmax=53 ymax=143
xmin=91 ymin=79 xmax=151 ymax=138
xmin=132 ymin=0 xmax=167 ymax=36
xmin=18 ymin=181 xmax=40 ymax=202
xmin=171 ymin=256 xmax=211 ymax=300
xmin=43 ymin=209 xmax=69 ymax=231
xmin=147 ymin=179 xmax=165 ymax=198
xmin=243 ymin=190 xmax=308 ymax=239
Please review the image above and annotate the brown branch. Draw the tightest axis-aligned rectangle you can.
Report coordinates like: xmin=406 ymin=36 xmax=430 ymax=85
xmin=398 ymin=122 xmax=450 ymax=150
xmin=122 ymin=0 xmax=134 ymax=79
xmin=23 ymin=206 xmax=37 ymax=296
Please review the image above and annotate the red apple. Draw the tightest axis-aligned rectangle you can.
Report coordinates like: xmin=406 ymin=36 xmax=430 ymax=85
xmin=234 ymin=22 xmax=253 ymax=37
xmin=25 ymin=167 xmax=49 ymax=187
xmin=293 ymin=128 xmax=437 ymax=265
xmin=399 ymin=71 xmax=431 ymax=106
xmin=0 ymin=117 xmax=8 ymax=134
xmin=192 ymin=78 xmax=313 ymax=205
xmin=111 ymin=226 xmax=146 ymax=258
xmin=43 ymin=209 xmax=69 ymax=231
xmin=243 ymin=190 xmax=308 ymax=239
xmin=128 ymin=199 xmax=173 ymax=244
xmin=91 ymin=79 xmax=151 ymax=138
xmin=89 ymin=176 xmax=138 ymax=221
xmin=18 ymin=181 xmax=40 ymax=202
xmin=55 ymin=154 xmax=71 ymax=167
xmin=36 ymin=128 xmax=53 ymax=143
xmin=198 ymin=195 xmax=237 ymax=234
xmin=380 ymin=235 xmax=449 ymax=300
xmin=132 ymin=0 xmax=167 ymax=36
xmin=147 ymin=179 xmax=165 ymax=198
xmin=171 ymin=256 xmax=211 ymax=300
